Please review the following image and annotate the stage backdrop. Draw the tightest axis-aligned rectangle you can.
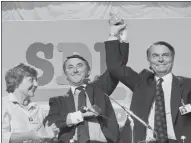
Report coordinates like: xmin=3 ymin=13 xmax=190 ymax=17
xmin=2 ymin=18 xmax=191 ymax=127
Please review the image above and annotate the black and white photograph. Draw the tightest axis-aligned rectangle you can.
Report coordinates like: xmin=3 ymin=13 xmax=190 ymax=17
xmin=1 ymin=1 xmax=191 ymax=143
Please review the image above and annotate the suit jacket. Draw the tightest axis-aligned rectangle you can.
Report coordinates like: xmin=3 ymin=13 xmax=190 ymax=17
xmin=44 ymin=40 xmax=129 ymax=143
xmin=105 ymin=41 xmax=191 ymax=143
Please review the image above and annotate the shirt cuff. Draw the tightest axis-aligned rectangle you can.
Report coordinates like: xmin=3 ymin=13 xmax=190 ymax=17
xmin=71 ymin=111 xmax=84 ymax=124
xmin=107 ymin=36 xmax=119 ymax=41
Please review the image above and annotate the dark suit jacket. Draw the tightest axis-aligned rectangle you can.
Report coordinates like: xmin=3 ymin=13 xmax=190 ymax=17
xmin=105 ymin=41 xmax=191 ymax=143
xmin=44 ymin=40 xmax=129 ymax=143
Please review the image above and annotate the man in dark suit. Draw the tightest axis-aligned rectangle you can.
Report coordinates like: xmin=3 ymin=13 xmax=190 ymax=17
xmin=105 ymin=24 xmax=191 ymax=143
xmin=43 ymin=17 xmax=128 ymax=143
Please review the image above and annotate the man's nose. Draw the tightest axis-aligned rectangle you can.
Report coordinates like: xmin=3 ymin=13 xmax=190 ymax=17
xmin=158 ymin=56 xmax=164 ymax=63
xmin=73 ymin=67 xmax=79 ymax=73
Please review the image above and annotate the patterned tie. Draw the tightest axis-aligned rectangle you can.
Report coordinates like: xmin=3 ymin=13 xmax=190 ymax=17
xmin=75 ymin=86 xmax=90 ymax=143
xmin=154 ymin=78 xmax=168 ymax=143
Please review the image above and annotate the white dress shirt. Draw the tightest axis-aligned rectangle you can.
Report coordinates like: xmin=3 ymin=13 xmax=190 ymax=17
xmin=146 ymin=73 xmax=176 ymax=141
xmin=70 ymin=85 xmax=107 ymax=142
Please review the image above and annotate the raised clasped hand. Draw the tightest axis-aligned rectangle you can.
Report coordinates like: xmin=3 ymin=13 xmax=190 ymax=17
xmin=109 ymin=12 xmax=127 ymax=41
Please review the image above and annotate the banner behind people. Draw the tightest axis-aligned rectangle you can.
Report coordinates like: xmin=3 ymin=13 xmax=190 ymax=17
xmin=2 ymin=18 xmax=191 ymax=127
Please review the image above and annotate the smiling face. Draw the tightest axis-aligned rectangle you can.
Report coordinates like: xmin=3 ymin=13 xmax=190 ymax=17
xmin=148 ymin=44 xmax=174 ymax=77
xmin=17 ymin=76 xmax=38 ymax=97
xmin=65 ymin=58 xmax=89 ymax=86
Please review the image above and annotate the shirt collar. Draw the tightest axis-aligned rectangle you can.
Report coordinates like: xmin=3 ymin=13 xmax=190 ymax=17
xmin=8 ymin=93 xmax=19 ymax=103
xmin=155 ymin=72 xmax=172 ymax=84
xmin=8 ymin=93 xmax=37 ymax=110
xmin=71 ymin=84 xmax=87 ymax=95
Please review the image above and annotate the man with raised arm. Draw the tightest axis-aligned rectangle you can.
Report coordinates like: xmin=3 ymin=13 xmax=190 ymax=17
xmin=106 ymin=19 xmax=191 ymax=143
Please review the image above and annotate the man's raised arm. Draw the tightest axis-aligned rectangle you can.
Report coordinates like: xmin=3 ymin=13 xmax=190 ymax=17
xmin=105 ymin=19 xmax=140 ymax=91
xmin=92 ymin=14 xmax=130 ymax=95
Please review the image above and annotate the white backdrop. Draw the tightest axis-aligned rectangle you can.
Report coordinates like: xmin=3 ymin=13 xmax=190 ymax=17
xmin=2 ymin=1 xmax=191 ymax=128
xmin=2 ymin=18 xmax=191 ymax=126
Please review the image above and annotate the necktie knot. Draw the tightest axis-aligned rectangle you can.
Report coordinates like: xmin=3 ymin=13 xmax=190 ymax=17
xmin=158 ymin=78 xmax=164 ymax=85
xmin=74 ymin=86 xmax=85 ymax=95
xmin=75 ymin=86 xmax=85 ymax=91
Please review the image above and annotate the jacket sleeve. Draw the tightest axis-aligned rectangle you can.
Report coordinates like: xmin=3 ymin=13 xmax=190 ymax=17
xmin=92 ymin=40 xmax=131 ymax=95
xmin=181 ymin=78 xmax=191 ymax=143
xmin=103 ymin=94 xmax=120 ymax=143
xmin=105 ymin=40 xmax=139 ymax=91
xmin=43 ymin=97 xmax=69 ymax=129
xmin=92 ymin=70 xmax=119 ymax=96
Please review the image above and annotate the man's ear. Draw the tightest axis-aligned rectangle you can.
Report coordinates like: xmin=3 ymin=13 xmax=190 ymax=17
xmin=86 ymin=70 xmax=91 ymax=78
xmin=147 ymin=58 xmax=153 ymax=71
xmin=147 ymin=54 xmax=150 ymax=61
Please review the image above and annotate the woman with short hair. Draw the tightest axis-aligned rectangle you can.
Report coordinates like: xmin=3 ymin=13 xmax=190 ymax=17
xmin=2 ymin=63 xmax=56 ymax=143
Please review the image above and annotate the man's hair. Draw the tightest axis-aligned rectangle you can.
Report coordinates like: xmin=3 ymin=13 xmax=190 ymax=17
xmin=63 ymin=54 xmax=91 ymax=75
xmin=5 ymin=63 xmax=38 ymax=93
xmin=147 ymin=41 xmax=175 ymax=59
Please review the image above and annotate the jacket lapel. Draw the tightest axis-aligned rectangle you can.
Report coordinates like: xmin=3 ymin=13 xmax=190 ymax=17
xmin=65 ymin=89 xmax=76 ymax=113
xmin=171 ymin=75 xmax=184 ymax=125
xmin=147 ymin=74 xmax=157 ymax=117
xmin=85 ymin=84 xmax=94 ymax=105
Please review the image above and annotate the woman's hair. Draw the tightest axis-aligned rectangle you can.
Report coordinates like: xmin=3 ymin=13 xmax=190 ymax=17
xmin=5 ymin=63 xmax=38 ymax=93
